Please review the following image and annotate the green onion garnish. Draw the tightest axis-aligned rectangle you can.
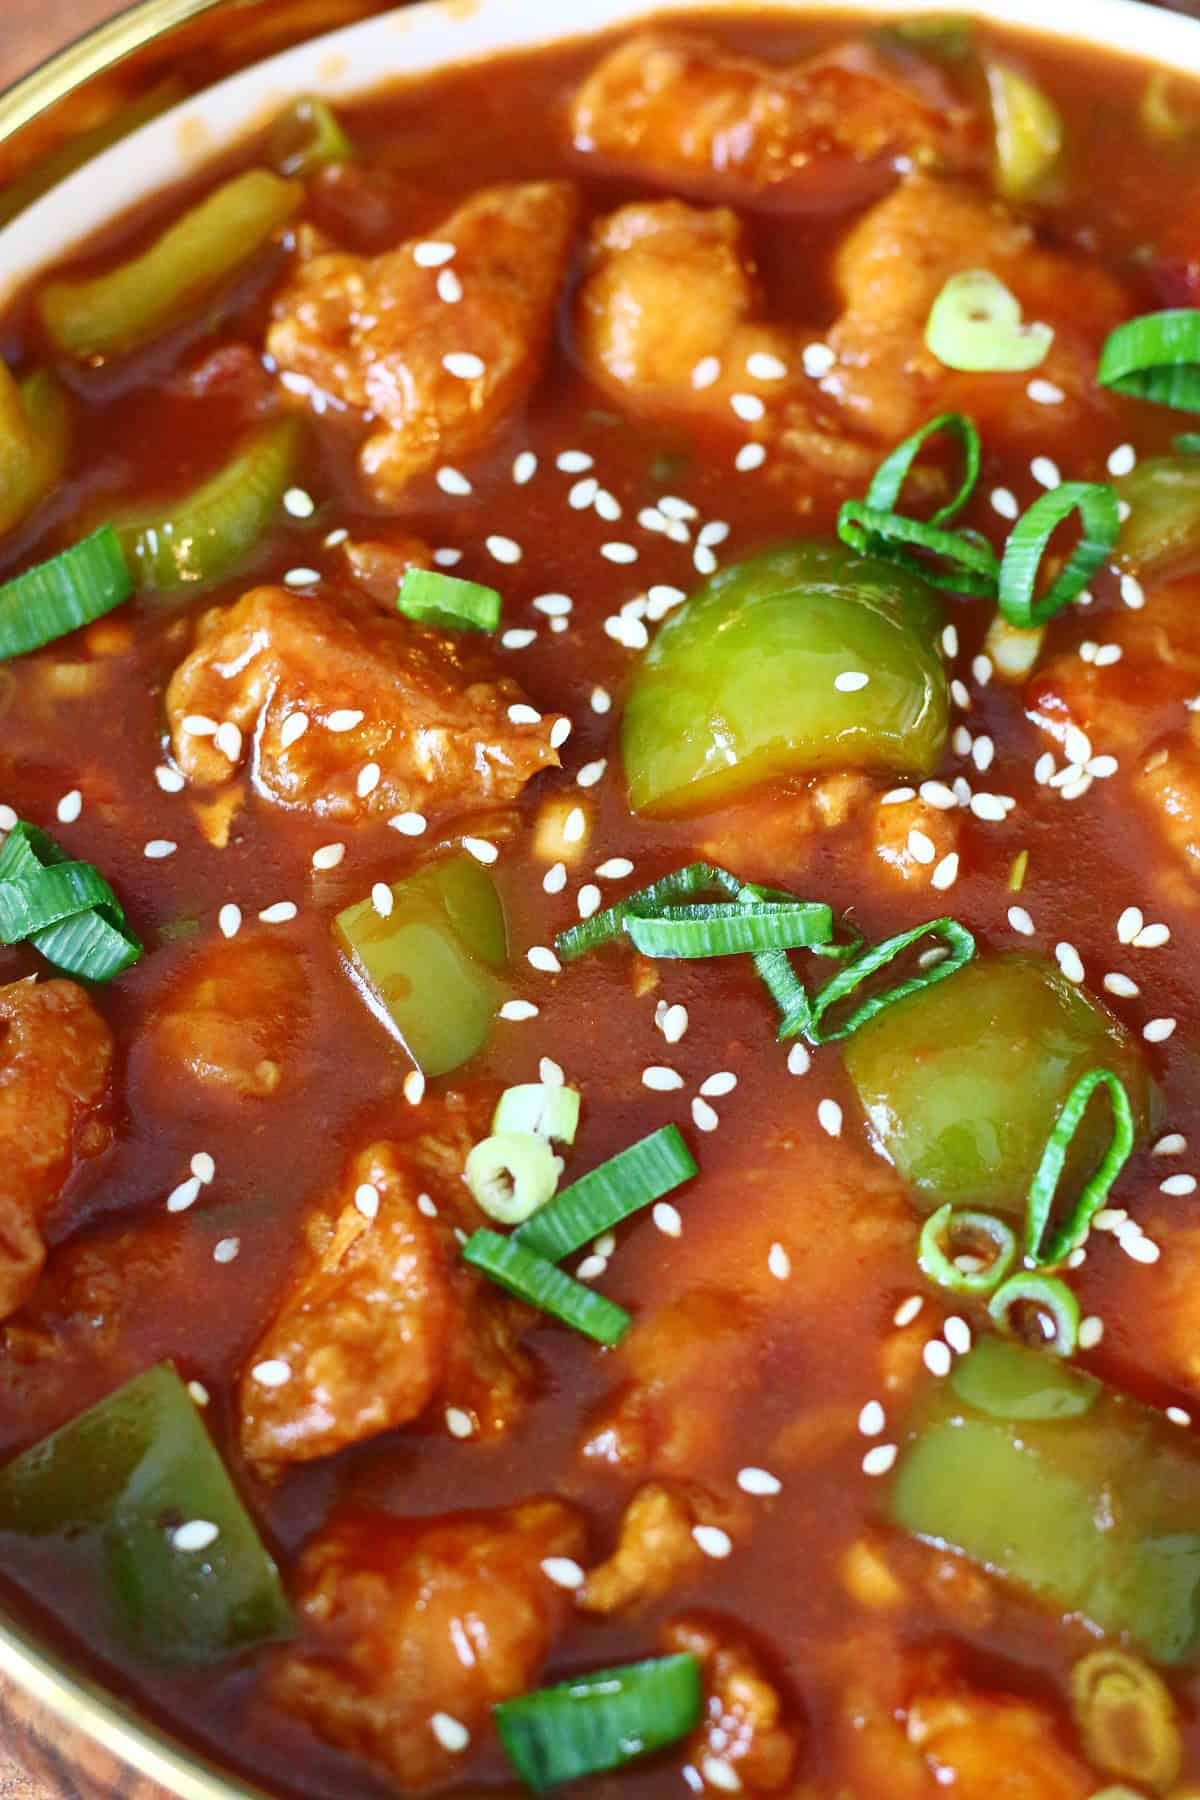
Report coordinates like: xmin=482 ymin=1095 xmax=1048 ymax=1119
xmin=749 ymin=945 xmax=812 ymax=1040
xmin=556 ymin=862 xmax=741 ymax=962
xmin=398 ymin=567 xmax=502 ymax=632
xmin=1098 ymin=309 xmax=1200 ymax=410
xmin=837 ymin=500 xmax=1000 ymax=596
xmin=997 ymin=483 xmax=1120 ymax=627
xmin=918 ymin=1203 xmax=1018 ymax=1297
xmin=1174 ymin=432 xmax=1200 ymax=454
xmin=0 ymin=860 xmax=120 ymax=943
xmin=925 ymin=271 xmax=1054 ymax=374
xmin=465 ymin=1132 xmax=561 ymax=1226
xmin=1025 ymin=1068 xmax=1134 ymax=1267
xmin=988 ymin=1271 xmax=1080 ymax=1357
xmin=625 ymin=898 xmax=832 ymax=959
xmin=462 ymin=1229 xmax=631 ymax=1346
xmin=494 ymin=1654 xmax=702 ymax=1793
xmin=0 ymin=818 xmax=141 ymax=981
xmin=0 ymin=525 xmax=131 ymax=661
xmin=865 ymin=410 xmax=982 ymax=527
xmin=494 ymin=1083 xmax=581 ymax=1145
xmin=270 ymin=95 xmax=353 ymax=179
xmin=515 ymin=1124 xmax=696 ymax=1263
xmin=804 ymin=916 xmax=976 ymax=1045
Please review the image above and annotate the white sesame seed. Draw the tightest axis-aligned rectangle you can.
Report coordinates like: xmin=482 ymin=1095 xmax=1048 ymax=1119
xmin=413 ymin=239 xmax=455 ymax=267
xmin=600 ymin=541 xmax=638 ymax=565
xmin=462 ymin=837 xmax=498 ymax=864
xmin=1133 ymin=922 xmax=1170 ymax=949
xmin=1078 ymin=1315 xmax=1104 ymax=1350
xmin=389 ymin=811 xmax=427 ymax=836
xmin=144 ymin=839 xmax=177 ymax=859
xmin=499 ymin=1000 xmax=538 ymax=1021
xmin=590 ymin=686 xmax=612 ymax=714
xmin=563 ymin=807 xmax=586 ymax=843
xmin=1168 ymin=1406 xmax=1193 ymax=1426
xmin=653 ymin=1201 xmax=683 ymax=1237
xmin=1161 ymin=1173 xmax=1197 ymax=1196
xmin=486 ymin=534 xmax=521 ymax=565
xmin=252 ymin=1359 xmax=291 ymax=1388
xmin=507 ymin=704 xmax=543 ymax=728
xmin=691 ymin=1096 xmax=719 ymax=1132
xmin=326 ymin=709 xmax=363 ymax=733
xmin=417 ymin=1191 xmax=436 ymax=1216
xmin=858 ymin=1401 xmax=885 ymax=1437
xmin=218 ymin=903 xmax=242 ymax=939
xmin=786 ymin=1042 xmax=811 ymax=1076
xmin=569 ymin=476 xmax=598 ymax=509
xmin=213 ymin=1237 xmax=240 ymax=1264
xmin=1027 ymin=378 xmax=1065 ymax=405
xmin=639 ymin=506 xmax=667 ymax=533
xmin=931 ymin=852 xmax=959 ymax=891
xmin=660 ymin=1004 xmax=689 ymax=1045
xmin=1155 ymin=1133 xmax=1188 ymax=1155
xmin=528 ymin=946 xmax=561 ymax=973
xmin=1063 ymin=725 xmax=1093 ymax=766
xmin=437 ymin=269 xmax=462 ymax=304
xmin=817 ymin=1098 xmax=843 ymax=1138
xmin=575 ymin=1254 xmax=608 ymax=1282
xmin=1120 ymin=573 xmax=1145 ymax=610
xmin=971 ymin=736 xmax=995 ymax=773
xmin=155 ymin=765 xmax=185 ymax=793
xmin=693 ymin=544 xmax=718 ymax=577
xmin=188 ymin=1381 xmax=210 ymax=1407
xmin=442 ymin=352 xmax=484 ymax=380
xmin=1094 ymin=644 xmax=1123 ymax=667
xmin=700 ymin=1757 xmax=741 ymax=1794
xmin=1008 ymin=905 xmax=1035 ymax=936
xmin=951 ymin=678 xmax=971 ymax=709
xmin=692 ymin=355 xmax=721 ymax=388
xmin=1033 ymin=750 xmax=1055 ymax=784
xmin=1088 ymin=755 xmax=1119 ymax=779
xmin=191 ymin=1153 xmax=215 ymax=1184
xmin=768 ymin=1242 xmax=791 ymax=1280
xmin=802 ymin=341 xmax=836 ymax=378
xmin=1055 ymin=942 xmax=1085 ymax=984
xmin=166 ymin=1177 xmax=202 ymax=1214
xmin=737 ymin=1466 xmax=782 ymax=1497
xmin=284 ymin=567 xmax=321 ymax=588
xmin=436 ymin=465 xmax=472 ymax=497
xmin=430 ymin=1714 xmax=470 ymax=1754
xmin=355 ymin=1182 xmax=380 ymax=1219
xmin=444 ymin=1407 xmax=475 ymax=1439
xmin=172 ymin=1520 xmax=219 ymax=1553
xmin=595 ymin=489 xmax=622 ymax=522
xmin=356 ymin=762 xmax=381 ymax=799
xmin=542 ymin=863 xmax=567 ymax=897
xmin=906 ymin=828 xmax=936 ymax=865
xmin=540 ymin=1556 xmax=585 ymax=1591
xmin=736 ymin=442 xmax=767 ymax=471
xmin=1104 ymin=972 xmax=1139 ymax=998
xmin=923 ymin=1340 xmax=952 ymax=1377
xmin=260 ymin=901 xmax=297 ymax=924
xmin=943 ymin=1316 xmax=972 ymax=1356
xmin=548 ymin=719 xmax=572 ymax=754
xmin=433 ymin=547 xmax=463 ymax=567
xmin=1031 ymin=455 xmax=1061 ymax=489
xmin=730 ymin=392 xmax=765 ymax=422
xmin=557 ymin=451 xmax=594 ymax=474
xmin=577 ymin=884 xmax=602 ymax=919
xmin=1123 ymin=1233 xmax=1162 ymax=1264
xmin=502 ymin=629 xmax=538 ymax=653
xmin=693 ymin=1524 xmax=733 ymax=1559
xmin=311 ymin=841 xmax=345 ymax=871
xmin=596 ymin=857 xmax=634 ymax=881
xmin=991 ymin=486 xmax=1019 ymax=520
xmin=699 ymin=1071 xmax=737 ymax=1099
xmin=404 ymin=1070 xmax=426 ymax=1106
xmin=280 ymin=712 xmax=309 ymax=749
xmin=894 ymin=1295 xmax=924 ymax=1327
xmin=644 ymin=1065 xmax=684 ymax=1091
xmin=834 ymin=670 xmax=870 ymax=694
xmin=862 ymin=1444 xmax=898 ymax=1477
xmin=56 ymin=789 xmax=82 ymax=824
xmin=572 ymin=759 xmax=606 ymax=792
xmin=882 ymin=787 xmax=916 ymax=805
xmin=371 ymin=882 xmax=394 ymax=918
xmin=970 ymin=793 xmax=1008 ymax=822
xmin=1144 ymin=1017 xmax=1177 ymax=1043
xmin=513 ymin=451 xmax=537 ymax=485
xmin=183 ymin=714 xmax=217 ymax=738
xmin=1107 ymin=443 xmax=1136 ymax=477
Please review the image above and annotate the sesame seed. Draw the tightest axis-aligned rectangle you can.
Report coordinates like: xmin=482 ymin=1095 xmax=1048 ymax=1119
xmin=653 ymin=1201 xmax=683 ymax=1237
xmin=56 ymin=789 xmax=82 ymax=824
xmin=1144 ymin=1017 xmax=1177 ymax=1043
xmin=1104 ymin=972 xmax=1139 ymax=998
xmin=183 ymin=714 xmax=217 ymax=738
xmin=1107 ymin=442 xmax=1136 ymax=477
xmin=390 ymin=811 xmax=427 ymax=836
xmin=786 ymin=1042 xmax=811 ymax=1075
xmin=462 ymin=837 xmax=498 ymax=864
xmin=600 ymin=541 xmax=638 ymax=564
xmin=817 ymin=1098 xmax=843 ymax=1137
xmin=284 ymin=566 xmax=321 ymax=588
xmin=694 ymin=544 xmax=718 ymax=577
xmin=528 ymin=946 xmax=561 ymax=973
xmin=563 ymin=806 xmax=586 ymax=843
xmin=990 ymin=486 xmax=1019 ymax=519
xmin=700 ymin=1756 xmax=740 ymax=1793
xmin=430 ymin=1714 xmax=470 ymax=1754
xmin=731 ymin=392 xmax=765 ymax=422
xmin=542 ymin=862 xmax=567 ymax=895
xmin=862 ymin=1444 xmax=898 ymax=1477
xmin=1133 ymin=922 xmax=1170 ymax=949
xmin=894 ymin=1295 xmax=924 ymax=1327
xmin=326 ymin=709 xmax=363 ymax=733
xmin=191 ymin=1153 xmax=215 ymax=1184
xmin=1123 ymin=1233 xmax=1162 ymax=1264
xmin=172 ymin=1520 xmax=219 ymax=1553
xmin=280 ymin=712 xmax=309 ymax=748
xmin=1077 ymin=1315 xmax=1104 ymax=1350
xmin=1088 ymin=755 xmax=1119 ymax=779
xmin=404 ymin=1070 xmax=426 ymax=1105
xmin=692 ymin=1524 xmax=733 ymax=1559
xmin=575 ymin=1254 xmax=608 ymax=1282
xmin=923 ymin=1340 xmax=952 ymax=1377
xmin=155 ymin=765 xmax=185 ymax=793
xmin=166 ymin=1177 xmax=202 ymax=1214
xmin=486 ymin=535 xmax=521 ymax=565
xmin=355 ymin=1183 xmax=380 ymax=1219
xmin=540 ymin=1557 xmax=585 ymax=1590
xmin=413 ymin=239 xmax=456 ymax=266
xmin=1095 ymin=644 xmax=1123 ymax=667
xmin=577 ymin=884 xmax=602 ymax=919
xmin=858 ymin=1401 xmax=885 ymax=1437
xmin=768 ymin=1242 xmax=791 ymax=1279
xmin=882 ymin=787 xmax=916 ymax=805
xmin=691 ymin=1096 xmax=719 ymax=1132
xmin=906 ymin=828 xmax=936 ymax=865
xmin=576 ymin=759 xmax=607 ymax=790
xmin=1155 ymin=1133 xmax=1188 ymax=1155
xmin=1055 ymin=942 xmax=1085 ymax=984
xmin=970 ymin=792 xmax=1010 ymax=822
xmin=507 ymin=704 xmax=543 ymax=728
xmin=324 ymin=527 xmax=349 ymax=548
xmin=660 ymin=1004 xmax=689 ymax=1044
xmin=437 ymin=269 xmax=462 ymax=304
xmin=144 ymin=839 xmax=177 ymax=859
xmin=252 ymin=1359 xmax=291 ymax=1388
xmin=802 ymin=342 xmax=836 ymax=378
xmin=700 ymin=1071 xmax=737 ymax=1098
xmin=356 ymin=762 xmax=381 ymax=799
xmin=557 ymin=451 xmax=593 ymax=473
xmin=513 ymin=451 xmax=537 ymax=485
xmin=502 ymin=628 xmax=537 ymax=652
xmin=647 ymin=584 xmax=687 ymax=620
xmin=595 ymin=488 xmax=622 ymax=522
xmin=692 ymin=355 xmax=721 ymax=388
xmin=931 ymin=852 xmax=959 ymax=891
xmin=736 ymin=442 xmax=767 ymax=471
xmin=834 ymin=670 xmax=870 ymax=693
xmin=639 ymin=506 xmax=667 ymax=533
xmin=944 ymin=1316 xmax=972 ymax=1356
xmin=1120 ymin=573 xmax=1145 ymax=610
xmin=591 ymin=686 xmax=612 ymax=714
xmin=282 ymin=485 xmax=315 ymax=521
xmin=1063 ymin=725 xmax=1093 ymax=765
xmin=1027 ymin=378 xmax=1065 ymax=405
xmin=444 ymin=1407 xmax=475 ymax=1439
xmin=596 ymin=857 xmax=634 ymax=880
xmin=569 ymin=476 xmax=598 ymax=509
xmin=260 ymin=901 xmax=297 ymax=924
xmin=644 ymin=1065 xmax=684 ymax=1091
xmin=1031 ymin=455 xmax=1061 ymax=489
xmin=218 ymin=904 xmax=242 ymax=939
xmin=371 ymin=882 xmax=394 ymax=918
xmin=1161 ymin=1173 xmax=1197 ymax=1196
xmin=188 ymin=1381 xmax=210 ymax=1407
xmin=550 ymin=718 xmax=573 ymax=750
xmin=213 ymin=1237 xmax=240 ymax=1264
xmin=499 ymin=1000 xmax=538 ymax=1021
xmin=951 ymin=678 xmax=971 ymax=708
xmin=738 ymin=1466 xmax=782 ymax=1496
xmin=442 ymin=352 xmax=484 ymax=379
xmin=433 ymin=547 xmax=462 ymax=567
xmin=1168 ymin=1406 xmax=1193 ymax=1426
xmin=436 ymin=466 xmax=472 ymax=497
xmin=1008 ymin=905 xmax=1035 ymax=936
xmin=972 ymin=735 xmax=995 ymax=773
xmin=311 ymin=842 xmax=345 ymax=871
xmin=1034 ymin=751 xmax=1055 ymax=783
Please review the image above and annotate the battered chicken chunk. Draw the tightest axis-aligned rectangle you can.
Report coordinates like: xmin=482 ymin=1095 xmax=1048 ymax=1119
xmin=146 ymin=935 xmax=309 ymax=1100
xmin=580 ymin=1480 xmax=740 ymax=1615
xmin=268 ymin=181 xmax=579 ymax=503
xmin=270 ymin=1499 xmax=586 ymax=1789
xmin=166 ymin=586 xmax=562 ymax=825
xmin=570 ymin=34 xmax=979 ymax=211
xmin=240 ymin=1123 xmax=533 ymax=1470
xmin=0 ymin=978 xmax=113 ymax=1322
xmin=663 ymin=1614 xmax=803 ymax=1794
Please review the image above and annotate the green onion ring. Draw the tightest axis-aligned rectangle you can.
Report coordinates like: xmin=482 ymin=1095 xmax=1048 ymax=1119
xmin=462 ymin=1228 xmax=631 ymax=1346
xmin=399 ymin=567 xmax=502 ymax=632
xmin=0 ymin=525 xmax=131 ymax=662
xmin=865 ymin=412 xmax=983 ymax=528
xmin=625 ymin=898 xmax=832 ymax=959
xmin=988 ymin=1271 xmax=1081 ymax=1357
xmin=494 ymin=1655 xmax=703 ymax=1792
xmin=805 ymin=916 xmax=976 ymax=1045
xmin=1098 ymin=309 xmax=1200 ymax=410
xmin=0 ymin=861 xmax=120 ymax=944
xmin=918 ymin=1203 xmax=1018 ymax=1297
xmin=998 ymin=482 xmax=1120 ymax=627
xmin=515 ymin=1123 xmax=696 ymax=1263
xmin=1025 ymin=1067 xmax=1134 ymax=1267
xmin=837 ymin=500 xmax=1000 ymax=596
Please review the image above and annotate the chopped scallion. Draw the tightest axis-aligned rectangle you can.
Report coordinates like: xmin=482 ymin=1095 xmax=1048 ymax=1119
xmin=0 ymin=818 xmax=141 ymax=981
xmin=998 ymin=483 xmax=1120 ymax=627
xmin=865 ymin=411 xmax=983 ymax=526
xmin=918 ymin=1203 xmax=1018 ymax=1297
xmin=462 ymin=1229 xmax=631 ymax=1346
xmin=494 ymin=1083 xmax=581 ymax=1145
xmin=925 ymin=271 xmax=1054 ymax=374
xmin=1025 ymin=1068 xmax=1134 ymax=1267
xmin=0 ymin=526 xmax=131 ymax=661
xmin=494 ymin=1654 xmax=702 ymax=1793
xmin=515 ymin=1124 xmax=696 ymax=1263
xmin=1098 ymin=310 xmax=1200 ymax=411
xmin=0 ymin=861 xmax=119 ymax=943
xmin=399 ymin=567 xmax=502 ymax=632
xmin=988 ymin=1271 xmax=1080 ymax=1357
xmin=837 ymin=501 xmax=1000 ymax=596
xmin=556 ymin=862 xmax=740 ymax=963
xmin=625 ymin=898 xmax=832 ymax=959
xmin=465 ymin=1132 xmax=561 ymax=1226
xmin=804 ymin=916 xmax=976 ymax=1044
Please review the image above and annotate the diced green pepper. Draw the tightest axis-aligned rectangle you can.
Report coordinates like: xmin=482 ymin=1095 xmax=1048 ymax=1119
xmin=334 ymin=854 xmax=508 ymax=1077
xmin=843 ymin=953 xmax=1154 ymax=1216
xmin=0 ymin=364 xmax=70 ymax=541
xmin=1115 ymin=455 xmax=1200 ymax=581
xmin=986 ymin=62 xmax=1064 ymax=201
xmin=0 ymin=1363 xmax=291 ymax=1662
xmin=38 ymin=168 xmax=302 ymax=360
xmin=113 ymin=418 xmax=301 ymax=592
xmin=891 ymin=1338 xmax=1200 ymax=1665
xmin=621 ymin=541 xmax=949 ymax=817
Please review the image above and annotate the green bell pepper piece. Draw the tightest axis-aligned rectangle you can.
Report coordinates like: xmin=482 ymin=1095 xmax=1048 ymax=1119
xmin=334 ymin=853 xmax=508 ymax=1077
xmin=986 ymin=61 xmax=1064 ymax=201
xmin=1114 ymin=454 xmax=1200 ymax=581
xmin=620 ymin=541 xmax=949 ymax=817
xmin=0 ymin=365 xmax=70 ymax=542
xmin=0 ymin=1363 xmax=291 ymax=1662
xmin=891 ymin=1338 xmax=1200 ymax=1665
xmin=843 ymin=952 xmax=1154 ymax=1216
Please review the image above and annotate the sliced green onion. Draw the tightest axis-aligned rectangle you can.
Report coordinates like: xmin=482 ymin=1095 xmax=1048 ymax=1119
xmin=399 ymin=568 xmax=502 ymax=632
xmin=1173 ymin=432 xmax=1200 ymax=455
xmin=465 ymin=1132 xmax=561 ymax=1227
xmin=0 ymin=861 xmax=119 ymax=944
xmin=0 ymin=818 xmax=140 ymax=981
xmin=515 ymin=1125 xmax=696 ymax=1263
xmin=270 ymin=96 xmax=353 ymax=178
xmin=751 ymin=946 xmax=812 ymax=1041
xmin=997 ymin=483 xmax=1119 ymax=628
xmin=806 ymin=917 xmax=975 ymax=1044
xmin=556 ymin=862 xmax=740 ymax=962
xmin=918 ymin=1203 xmax=1018 ymax=1297
xmin=494 ymin=1654 xmax=702 ymax=1793
xmin=462 ymin=1229 xmax=630 ymax=1346
xmin=626 ymin=898 xmax=832 ymax=959
xmin=0 ymin=820 xmax=57 ymax=882
xmin=837 ymin=501 xmax=1000 ymax=596
xmin=988 ymin=1271 xmax=1080 ymax=1357
xmin=494 ymin=1084 xmax=581 ymax=1145
xmin=865 ymin=411 xmax=982 ymax=526
xmin=1098 ymin=311 xmax=1200 ymax=411
xmin=0 ymin=526 xmax=131 ymax=661
xmin=986 ymin=61 xmax=1064 ymax=201
xmin=925 ymin=272 xmax=1054 ymax=374
xmin=1025 ymin=1068 xmax=1134 ymax=1267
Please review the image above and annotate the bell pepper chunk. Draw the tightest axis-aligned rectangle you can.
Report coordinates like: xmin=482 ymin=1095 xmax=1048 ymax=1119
xmin=843 ymin=952 xmax=1154 ymax=1215
xmin=1114 ymin=454 xmax=1200 ymax=581
xmin=891 ymin=1338 xmax=1200 ymax=1665
xmin=620 ymin=541 xmax=949 ymax=817
xmin=334 ymin=853 xmax=508 ymax=1077
xmin=0 ymin=1363 xmax=291 ymax=1662
xmin=0 ymin=363 xmax=70 ymax=542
